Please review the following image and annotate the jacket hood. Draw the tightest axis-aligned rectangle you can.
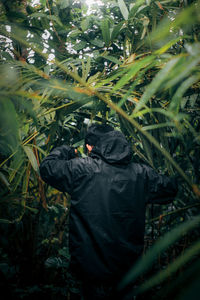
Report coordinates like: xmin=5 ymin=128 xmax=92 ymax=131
xmin=90 ymin=130 xmax=132 ymax=164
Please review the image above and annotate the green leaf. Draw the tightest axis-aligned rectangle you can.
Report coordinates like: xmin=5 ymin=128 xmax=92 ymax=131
xmin=133 ymin=107 xmax=187 ymax=121
xmin=0 ymin=172 xmax=10 ymax=188
xmin=73 ymin=41 xmax=87 ymax=51
xmin=154 ymin=36 xmax=189 ymax=55
xmin=13 ymin=167 xmax=26 ymax=192
xmin=82 ymin=57 xmax=91 ymax=81
xmin=185 ymin=42 xmax=200 ymax=56
xmin=1 ymin=51 xmax=13 ymax=60
xmin=140 ymin=135 xmax=154 ymax=167
xmin=150 ymin=3 xmax=198 ymax=44
xmin=119 ymin=215 xmax=200 ymax=290
xmin=59 ymin=0 xmax=70 ymax=9
xmin=133 ymin=57 xmax=180 ymax=113
xmin=30 ymin=12 xmax=47 ymax=18
xmin=102 ymin=55 xmax=122 ymax=65
xmin=129 ymin=0 xmax=146 ymax=18
xmin=170 ymin=75 xmax=200 ymax=113
xmin=101 ymin=19 xmax=110 ymax=47
xmin=69 ymin=29 xmax=82 ymax=38
xmin=135 ymin=239 xmax=200 ymax=295
xmin=81 ymin=18 xmax=90 ymax=32
xmin=165 ymin=55 xmax=200 ymax=90
xmin=46 ymin=15 xmax=63 ymax=26
xmin=142 ymin=122 xmax=174 ymax=131
xmin=112 ymin=55 xmax=155 ymax=92
xmin=9 ymin=157 xmax=24 ymax=183
xmin=97 ymin=68 xmax=128 ymax=87
xmin=90 ymin=39 xmax=104 ymax=48
xmin=0 ymin=219 xmax=12 ymax=224
xmin=110 ymin=21 xmax=124 ymax=41
xmin=118 ymin=0 xmax=129 ymax=20
xmin=0 ymin=98 xmax=20 ymax=154
xmin=23 ymin=145 xmax=39 ymax=173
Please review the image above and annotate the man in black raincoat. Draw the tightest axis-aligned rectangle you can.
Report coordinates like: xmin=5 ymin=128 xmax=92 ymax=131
xmin=39 ymin=124 xmax=177 ymax=300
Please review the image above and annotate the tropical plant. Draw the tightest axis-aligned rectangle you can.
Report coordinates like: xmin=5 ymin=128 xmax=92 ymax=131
xmin=0 ymin=0 xmax=200 ymax=299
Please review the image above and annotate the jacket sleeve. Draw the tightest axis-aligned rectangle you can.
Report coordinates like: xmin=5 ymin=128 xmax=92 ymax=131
xmin=39 ymin=145 xmax=76 ymax=193
xmin=144 ymin=165 xmax=178 ymax=204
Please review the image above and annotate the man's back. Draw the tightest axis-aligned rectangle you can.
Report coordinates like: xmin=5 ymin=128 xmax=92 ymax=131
xmin=40 ymin=127 xmax=177 ymax=284
xmin=69 ymin=157 xmax=146 ymax=282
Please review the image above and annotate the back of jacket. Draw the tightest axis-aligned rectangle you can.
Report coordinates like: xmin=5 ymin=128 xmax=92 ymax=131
xmin=39 ymin=130 xmax=177 ymax=283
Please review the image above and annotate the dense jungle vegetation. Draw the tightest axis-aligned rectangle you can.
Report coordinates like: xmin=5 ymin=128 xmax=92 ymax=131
xmin=0 ymin=0 xmax=200 ymax=299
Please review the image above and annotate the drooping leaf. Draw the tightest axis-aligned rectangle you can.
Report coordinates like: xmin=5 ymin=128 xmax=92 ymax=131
xmin=149 ymin=2 xmax=199 ymax=44
xmin=135 ymin=239 xmax=200 ymax=295
xmin=133 ymin=57 xmax=181 ymax=113
xmin=118 ymin=0 xmax=129 ymax=20
xmin=119 ymin=215 xmax=200 ymax=290
xmin=112 ymin=55 xmax=155 ymax=92
xmin=165 ymin=55 xmax=200 ymax=90
xmin=23 ymin=145 xmax=39 ymax=173
xmin=154 ymin=36 xmax=189 ymax=55
xmin=170 ymin=75 xmax=200 ymax=113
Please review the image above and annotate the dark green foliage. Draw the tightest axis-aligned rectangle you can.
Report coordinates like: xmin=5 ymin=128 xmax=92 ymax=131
xmin=0 ymin=0 xmax=200 ymax=299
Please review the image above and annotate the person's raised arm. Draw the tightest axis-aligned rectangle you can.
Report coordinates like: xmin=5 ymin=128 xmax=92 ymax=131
xmin=39 ymin=145 xmax=76 ymax=193
xmin=144 ymin=165 xmax=178 ymax=204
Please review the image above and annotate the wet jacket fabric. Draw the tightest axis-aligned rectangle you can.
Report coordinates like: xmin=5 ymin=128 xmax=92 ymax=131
xmin=39 ymin=130 xmax=177 ymax=283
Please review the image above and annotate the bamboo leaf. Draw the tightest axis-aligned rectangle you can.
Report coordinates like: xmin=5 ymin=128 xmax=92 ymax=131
xmin=9 ymin=151 xmax=24 ymax=183
xmin=140 ymin=135 xmax=154 ymax=167
xmin=133 ymin=57 xmax=180 ymax=113
xmin=97 ymin=68 xmax=128 ymax=87
xmin=129 ymin=0 xmax=146 ymax=18
xmin=118 ymin=215 xmax=200 ymax=290
xmin=82 ymin=57 xmax=91 ymax=81
xmin=23 ymin=145 xmax=39 ymax=173
xmin=102 ymin=55 xmax=122 ymax=65
xmin=154 ymin=36 xmax=189 ymax=55
xmin=142 ymin=122 xmax=174 ymax=131
xmin=0 ymin=172 xmax=10 ymax=188
xmin=1 ymin=24 xmax=194 ymax=190
xmin=30 ymin=12 xmax=47 ymax=18
xmin=150 ymin=2 xmax=199 ymax=44
xmin=110 ymin=21 xmax=125 ymax=41
xmin=112 ymin=55 xmax=155 ymax=92
xmin=133 ymin=107 xmax=185 ymax=120
xmin=118 ymin=0 xmax=129 ymax=20
xmin=13 ymin=166 xmax=26 ymax=192
xmin=0 ymin=219 xmax=12 ymax=224
xmin=90 ymin=39 xmax=104 ymax=48
xmin=165 ymin=55 xmax=200 ymax=90
xmin=101 ymin=18 xmax=110 ymax=47
xmin=135 ymin=239 xmax=200 ymax=295
xmin=170 ymin=75 xmax=200 ymax=112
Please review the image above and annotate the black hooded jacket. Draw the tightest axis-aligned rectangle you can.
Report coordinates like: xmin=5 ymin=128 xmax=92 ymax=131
xmin=39 ymin=129 xmax=177 ymax=283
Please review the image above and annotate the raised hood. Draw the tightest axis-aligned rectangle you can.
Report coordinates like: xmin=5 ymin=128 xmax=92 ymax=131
xmin=90 ymin=130 xmax=132 ymax=164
